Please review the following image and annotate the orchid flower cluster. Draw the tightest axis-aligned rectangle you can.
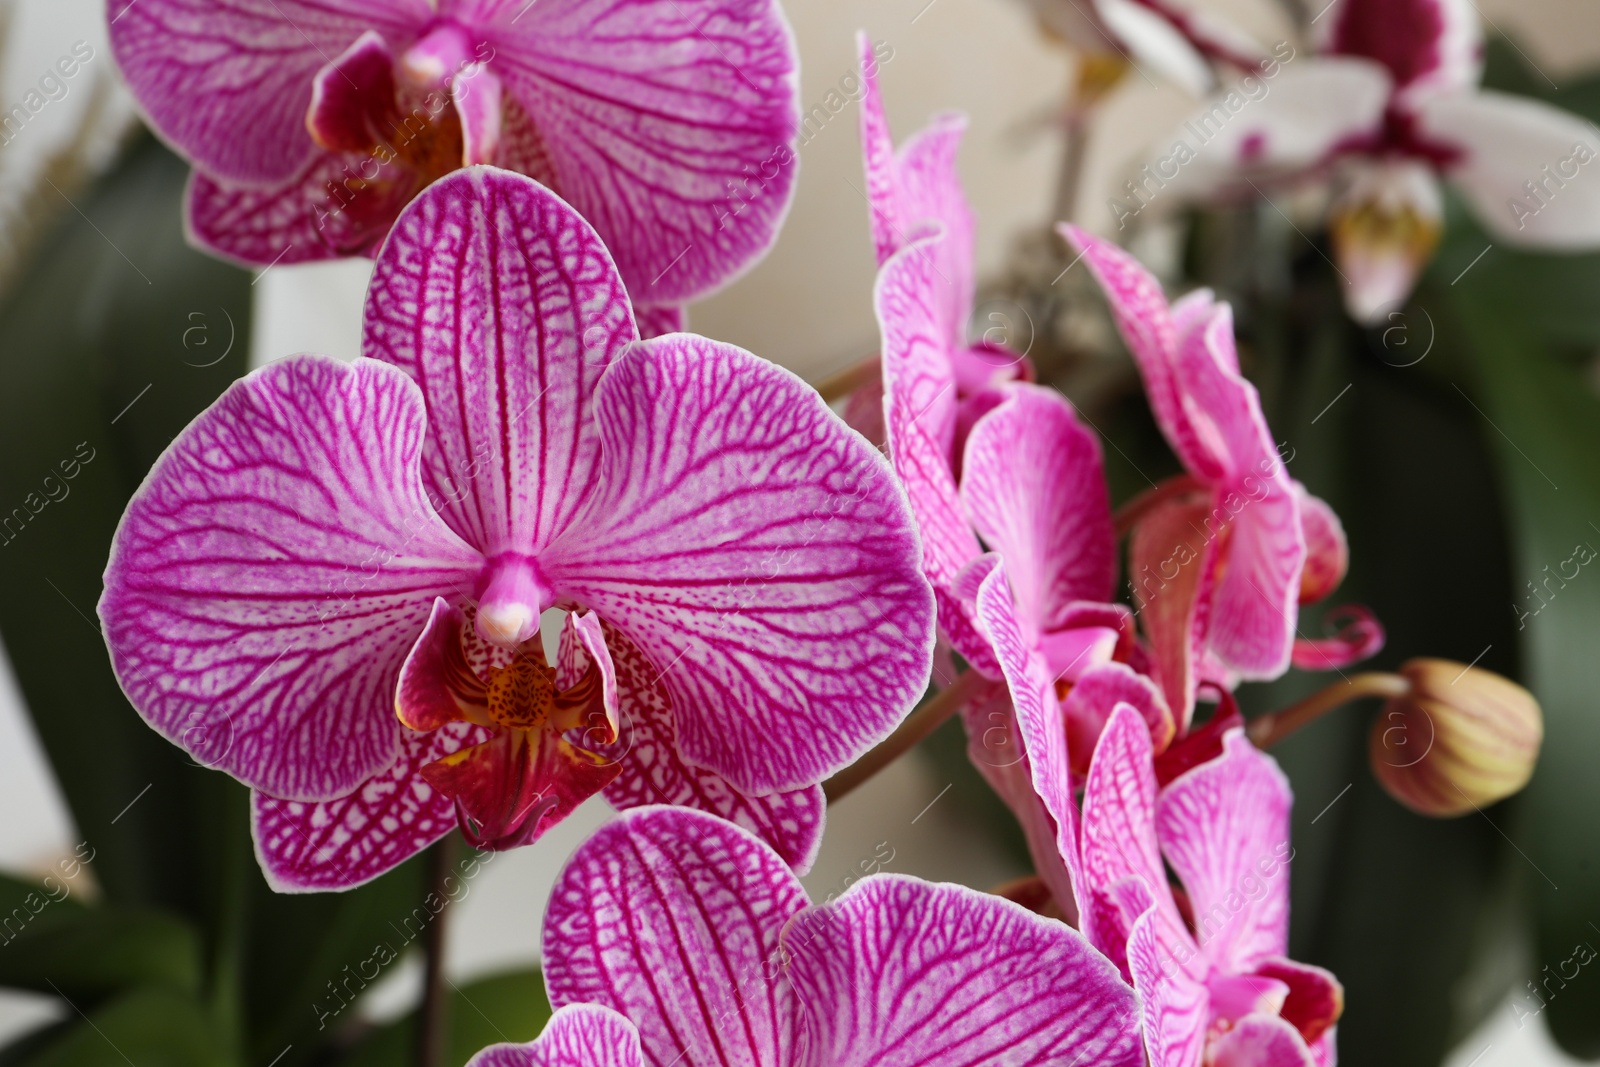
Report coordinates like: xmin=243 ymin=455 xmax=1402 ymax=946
xmin=96 ymin=0 xmax=1544 ymax=1063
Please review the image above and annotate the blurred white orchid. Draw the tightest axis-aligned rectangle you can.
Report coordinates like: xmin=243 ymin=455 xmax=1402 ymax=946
xmin=1018 ymin=0 xmax=1266 ymax=96
xmin=1145 ymin=0 xmax=1600 ymax=323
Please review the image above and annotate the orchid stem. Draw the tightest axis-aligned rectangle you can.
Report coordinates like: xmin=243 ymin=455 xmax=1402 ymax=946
xmin=812 ymin=356 xmax=880 ymax=405
xmin=415 ymin=834 xmax=457 ymax=1067
xmin=825 ymin=669 xmax=987 ymax=803
xmin=1247 ymin=672 xmax=1412 ymax=749
xmin=1113 ymin=474 xmax=1206 ymax=535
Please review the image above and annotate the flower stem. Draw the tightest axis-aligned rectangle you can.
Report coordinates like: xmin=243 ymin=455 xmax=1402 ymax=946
xmin=825 ymin=670 xmax=988 ymax=803
xmin=812 ymin=356 xmax=879 ymax=404
xmin=1113 ymin=474 xmax=1207 ymax=535
xmin=1246 ymin=672 xmax=1412 ymax=749
xmin=415 ymin=834 xmax=458 ymax=1067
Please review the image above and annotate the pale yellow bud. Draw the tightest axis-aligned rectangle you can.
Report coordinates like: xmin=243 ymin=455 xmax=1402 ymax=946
xmin=1369 ymin=659 xmax=1542 ymax=817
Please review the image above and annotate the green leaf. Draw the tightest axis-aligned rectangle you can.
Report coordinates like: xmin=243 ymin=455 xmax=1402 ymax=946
xmin=1446 ymin=290 xmax=1600 ymax=1058
xmin=0 ymin=133 xmax=253 ymax=929
xmin=0 ymin=905 xmax=201 ymax=1001
xmin=339 ymin=968 xmax=552 ymax=1067
xmin=14 ymin=987 xmax=229 ymax=1067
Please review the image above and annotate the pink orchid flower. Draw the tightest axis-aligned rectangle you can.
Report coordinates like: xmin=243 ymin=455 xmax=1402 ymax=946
xmin=1079 ymin=705 xmax=1343 ymax=1067
xmin=1156 ymin=0 xmax=1600 ymax=322
xmin=1064 ymin=227 xmax=1378 ymax=726
xmin=965 ymin=584 xmax=1341 ymax=1064
xmin=519 ymin=805 xmax=1142 ymax=1067
xmin=859 ymin=36 xmax=1033 ymax=674
xmin=107 ymin=0 xmax=799 ymax=314
xmin=99 ymin=168 xmax=933 ymax=891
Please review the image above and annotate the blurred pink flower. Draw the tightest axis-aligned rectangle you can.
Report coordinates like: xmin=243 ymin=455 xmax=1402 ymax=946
xmin=107 ymin=0 xmax=801 ymax=313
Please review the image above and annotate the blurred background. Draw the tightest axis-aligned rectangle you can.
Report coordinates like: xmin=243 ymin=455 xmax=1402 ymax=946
xmin=3 ymin=0 xmax=1600 ymax=1063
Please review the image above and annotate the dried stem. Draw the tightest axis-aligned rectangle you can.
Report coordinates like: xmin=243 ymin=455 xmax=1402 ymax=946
xmin=1246 ymin=673 xmax=1412 ymax=749
xmin=824 ymin=670 xmax=988 ymax=803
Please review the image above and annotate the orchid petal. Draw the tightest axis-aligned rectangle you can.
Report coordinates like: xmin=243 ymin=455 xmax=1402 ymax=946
xmin=1161 ymin=60 xmax=1391 ymax=198
xmin=186 ymin=157 xmax=397 ymax=268
xmin=447 ymin=0 xmax=799 ymax=304
xmin=1080 ymin=704 xmax=1185 ymax=963
xmin=1126 ymin=904 xmax=1209 ymax=1067
xmin=1254 ymin=957 xmax=1344 ymax=1048
xmin=579 ymin=623 xmax=825 ymax=872
xmin=1063 ymin=662 xmax=1176 ymax=769
xmin=543 ymin=806 xmax=806 ymax=1067
xmin=545 ymin=332 xmax=934 ymax=795
xmin=961 ymin=383 xmax=1116 ymax=630
xmin=1157 ymin=729 xmax=1292 ymax=974
xmin=251 ymin=720 xmax=488 ymax=892
xmin=1318 ymin=0 xmax=1482 ymax=100
xmin=1096 ymin=0 xmax=1212 ymax=96
xmin=1128 ymin=497 xmax=1215 ymax=728
xmin=857 ymin=32 xmax=974 ymax=336
xmin=100 ymin=356 xmax=481 ymax=800
xmin=466 ymin=1003 xmax=644 ymax=1067
xmin=1208 ymin=1014 xmax=1316 ymax=1067
xmin=959 ymin=676 xmax=1079 ymax=916
xmin=107 ymin=0 xmax=431 ymax=184
xmin=1419 ymin=90 xmax=1600 ymax=247
xmin=363 ymin=167 xmax=637 ymax=558
xmin=633 ymin=304 xmax=686 ymax=340
xmin=1063 ymin=227 xmax=1220 ymax=480
xmin=1295 ymin=486 xmax=1348 ymax=605
xmin=1176 ymin=307 xmax=1303 ymax=679
xmin=783 ymin=875 xmax=1143 ymax=1067
xmin=972 ymin=559 xmax=1091 ymax=924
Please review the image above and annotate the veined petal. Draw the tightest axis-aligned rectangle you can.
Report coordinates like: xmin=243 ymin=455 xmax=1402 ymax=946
xmin=542 ymin=807 xmax=807 ymax=1067
xmin=185 ymin=156 xmax=401 ymax=269
xmin=545 ymin=333 xmax=934 ymax=795
xmin=363 ymin=168 xmax=637 ymax=558
xmin=782 ymin=875 xmax=1142 ymax=1067
xmin=1080 ymin=705 xmax=1186 ymax=963
xmin=1176 ymin=307 xmax=1303 ymax=679
xmin=857 ymin=33 xmax=974 ymax=337
xmin=1126 ymin=905 xmax=1209 ymax=1067
xmin=1157 ymin=729 xmax=1292 ymax=975
xmin=1419 ymin=90 xmax=1600 ymax=248
xmin=1317 ymin=0 xmax=1482 ymax=100
xmin=466 ymin=1004 xmax=644 ymax=1067
xmin=448 ymin=0 xmax=800 ymax=304
xmin=971 ymin=559 xmax=1089 ymax=922
xmin=251 ymin=720 xmax=488 ymax=892
xmin=582 ymin=624 xmax=824 ymax=873
xmin=107 ymin=0 xmax=431 ymax=184
xmin=1063 ymin=227 xmax=1222 ymax=481
xmin=633 ymin=304 xmax=686 ymax=340
xmin=961 ymin=383 xmax=1116 ymax=631
xmin=99 ymin=356 xmax=481 ymax=800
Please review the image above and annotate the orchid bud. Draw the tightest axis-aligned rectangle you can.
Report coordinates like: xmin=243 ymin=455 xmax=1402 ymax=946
xmin=1369 ymin=659 xmax=1542 ymax=817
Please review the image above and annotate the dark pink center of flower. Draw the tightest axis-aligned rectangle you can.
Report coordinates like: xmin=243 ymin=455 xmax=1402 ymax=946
xmin=1325 ymin=0 xmax=1444 ymax=89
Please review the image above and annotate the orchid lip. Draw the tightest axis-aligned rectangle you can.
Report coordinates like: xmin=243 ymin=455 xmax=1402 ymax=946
xmin=402 ymin=23 xmax=478 ymax=88
xmin=475 ymin=554 xmax=555 ymax=647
